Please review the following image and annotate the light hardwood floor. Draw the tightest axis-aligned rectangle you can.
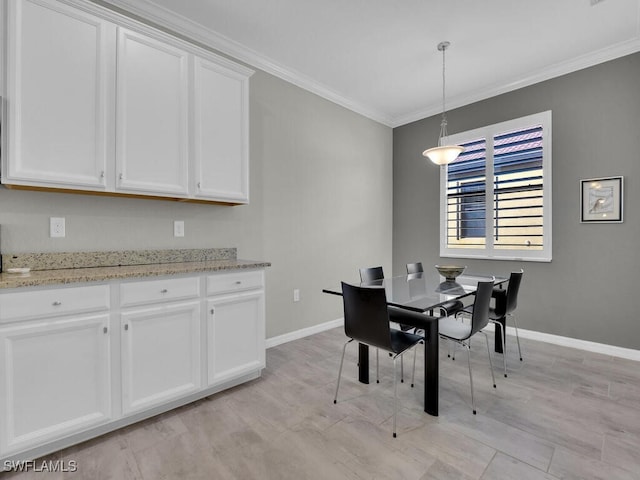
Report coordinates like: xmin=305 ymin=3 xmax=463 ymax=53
xmin=5 ymin=327 xmax=640 ymax=479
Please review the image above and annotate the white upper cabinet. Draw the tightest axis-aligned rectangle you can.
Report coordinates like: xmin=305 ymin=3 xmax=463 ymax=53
xmin=193 ymin=57 xmax=251 ymax=203
xmin=3 ymin=0 xmax=115 ymax=190
xmin=115 ymin=28 xmax=189 ymax=196
xmin=2 ymin=0 xmax=253 ymax=204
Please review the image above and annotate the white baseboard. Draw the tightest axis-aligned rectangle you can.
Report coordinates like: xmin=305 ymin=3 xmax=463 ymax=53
xmin=503 ymin=325 xmax=640 ymax=361
xmin=265 ymin=318 xmax=343 ymax=349
xmin=267 ymin=318 xmax=640 ymax=362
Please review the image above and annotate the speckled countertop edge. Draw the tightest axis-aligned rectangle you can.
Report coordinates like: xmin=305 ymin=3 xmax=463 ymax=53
xmin=1 ymin=248 xmax=238 ymax=271
xmin=0 ymin=259 xmax=271 ymax=289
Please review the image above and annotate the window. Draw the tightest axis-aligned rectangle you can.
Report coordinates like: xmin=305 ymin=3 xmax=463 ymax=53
xmin=440 ymin=111 xmax=552 ymax=262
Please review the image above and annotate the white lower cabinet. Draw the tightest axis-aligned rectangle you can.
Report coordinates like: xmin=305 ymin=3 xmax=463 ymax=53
xmin=0 ymin=314 xmax=111 ymax=455
xmin=207 ymin=290 xmax=265 ymax=386
xmin=0 ymin=269 xmax=265 ymax=462
xmin=121 ymin=301 xmax=201 ymax=414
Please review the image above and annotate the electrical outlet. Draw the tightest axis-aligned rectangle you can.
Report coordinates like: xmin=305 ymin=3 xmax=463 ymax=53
xmin=293 ymin=289 xmax=300 ymax=302
xmin=174 ymin=220 xmax=185 ymax=237
xmin=50 ymin=217 xmax=65 ymax=238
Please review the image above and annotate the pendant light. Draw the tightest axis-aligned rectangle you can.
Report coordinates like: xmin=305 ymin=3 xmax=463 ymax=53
xmin=423 ymin=41 xmax=464 ymax=166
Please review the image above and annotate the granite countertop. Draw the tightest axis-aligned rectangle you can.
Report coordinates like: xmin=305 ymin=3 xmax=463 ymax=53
xmin=0 ymin=249 xmax=270 ymax=289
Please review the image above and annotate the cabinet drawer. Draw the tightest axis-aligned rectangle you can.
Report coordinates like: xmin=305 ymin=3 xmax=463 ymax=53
xmin=0 ymin=285 xmax=110 ymax=322
xmin=120 ymin=276 xmax=200 ymax=307
xmin=207 ymin=270 xmax=263 ymax=296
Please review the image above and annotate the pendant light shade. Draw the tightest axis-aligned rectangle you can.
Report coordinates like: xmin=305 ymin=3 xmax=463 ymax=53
xmin=423 ymin=41 xmax=464 ymax=166
xmin=422 ymin=144 xmax=465 ymax=166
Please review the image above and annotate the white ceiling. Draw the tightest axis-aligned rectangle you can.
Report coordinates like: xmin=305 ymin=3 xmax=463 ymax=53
xmin=105 ymin=0 xmax=640 ymax=127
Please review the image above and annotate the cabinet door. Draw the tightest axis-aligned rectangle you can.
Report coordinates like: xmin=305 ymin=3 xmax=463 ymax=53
xmin=207 ymin=291 xmax=265 ymax=386
xmin=116 ymin=28 xmax=189 ymax=196
xmin=4 ymin=0 xmax=115 ymax=190
xmin=0 ymin=314 xmax=111 ymax=455
xmin=121 ymin=301 xmax=200 ymax=414
xmin=193 ymin=57 xmax=250 ymax=203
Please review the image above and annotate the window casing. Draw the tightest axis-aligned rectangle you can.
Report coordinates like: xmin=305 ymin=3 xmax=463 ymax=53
xmin=440 ymin=111 xmax=552 ymax=262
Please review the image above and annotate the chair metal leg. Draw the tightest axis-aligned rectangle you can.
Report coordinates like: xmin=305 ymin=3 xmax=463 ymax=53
xmin=451 ymin=339 xmax=457 ymax=360
xmin=401 ymin=356 xmax=404 ymax=383
xmin=411 ymin=344 xmax=417 ymax=388
xmin=466 ymin=343 xmax=475 ymax=414
xmin=481 ymin=331 xmax=496 ymax=388
xmin=376 ymin=349 xmax=380 ymax=383
xmin=393 ymin=355 xmax=398 ymax=438
xmin=455 ymin=336 xmax=470 ymax=360
xmin=334 ymin=339 xmax=353 ymax=404
xmin=511 ymin=313 xmax=523 ymax=361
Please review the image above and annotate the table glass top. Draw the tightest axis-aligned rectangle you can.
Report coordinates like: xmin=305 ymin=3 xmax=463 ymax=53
xmin=324 ymin=272 xmax=507 ymax=313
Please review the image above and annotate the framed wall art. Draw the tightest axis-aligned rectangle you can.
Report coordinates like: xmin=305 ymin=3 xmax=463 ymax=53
xmin=580 ymin=176 xmax=624 ymax=223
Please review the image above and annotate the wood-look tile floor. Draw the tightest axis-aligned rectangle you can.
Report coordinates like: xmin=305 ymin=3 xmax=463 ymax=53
xmin=5 ymin=327 xmax=640 ymax=479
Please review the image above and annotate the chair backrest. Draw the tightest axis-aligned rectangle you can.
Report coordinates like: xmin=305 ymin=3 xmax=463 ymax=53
xmin=341 ymin=282 xmax=393 ymax=351
xmin=406 ymin=262 xmax=424 ymax=274
xmin=359 ymin=266 xmax=384 ymax=283
xmin=470 ymin=280 xmax=494 ymax=335
xmin=505 ymin=269 xmax=524 ymax=315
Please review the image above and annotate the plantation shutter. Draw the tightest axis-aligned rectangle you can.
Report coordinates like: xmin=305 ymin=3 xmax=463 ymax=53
xmin=445 ymin=123 xmax=546 ymax=252
xmin=493 ymin=125 xmax=544 ymax=250
xmin=445 ymin=138 xmax=486 ymax=249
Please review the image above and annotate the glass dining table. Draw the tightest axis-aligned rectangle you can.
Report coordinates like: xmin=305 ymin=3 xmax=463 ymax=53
xmin=322 ymin=271 xmax=507 ymax=416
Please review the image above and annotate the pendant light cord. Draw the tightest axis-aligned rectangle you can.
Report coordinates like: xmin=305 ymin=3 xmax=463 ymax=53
xmin=441 ymin=43 xmax=446 ymax=121
xmin=439 ymin=42 xmax=448 ymax=146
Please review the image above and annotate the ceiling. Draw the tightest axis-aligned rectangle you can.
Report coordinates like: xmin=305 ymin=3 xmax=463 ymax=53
xmin=104 ymin=0 xmax=640 ymax=127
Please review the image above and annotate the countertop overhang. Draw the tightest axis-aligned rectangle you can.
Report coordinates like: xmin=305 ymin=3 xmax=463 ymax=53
xmin=0 ymin=259 xmax=270 ymax=289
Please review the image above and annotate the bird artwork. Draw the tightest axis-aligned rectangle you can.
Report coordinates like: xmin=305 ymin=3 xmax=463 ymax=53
xmin=588 ymin=185 xmax=613 ymax=214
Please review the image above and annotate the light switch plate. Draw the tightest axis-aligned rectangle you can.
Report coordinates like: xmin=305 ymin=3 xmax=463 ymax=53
xmin=174 ymin=220 xmax=185 ymax=237
xmin=50 ymin=217 xmax=65 ymax=238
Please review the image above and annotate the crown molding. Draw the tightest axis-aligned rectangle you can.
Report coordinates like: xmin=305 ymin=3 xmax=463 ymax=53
xmin=97 ymin=0 xmax=639 ymax=129
xmin=95 ymin=0 xmax=394 ymax=126
xmin=392 ymin=36 xmax=640 ymax=128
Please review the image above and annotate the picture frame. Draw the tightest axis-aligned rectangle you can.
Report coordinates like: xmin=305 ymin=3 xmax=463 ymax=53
xmin=580 ymin=176 xmax=624 ymax=223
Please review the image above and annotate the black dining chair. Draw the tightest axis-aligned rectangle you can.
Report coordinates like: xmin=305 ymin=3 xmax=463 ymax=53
xmin=459 ymin=269 xmax=524 ymax=377
xmin=405 ymin=261 xmax=423 ymax=275
xmin=491 ymin=269 xmax=524 ymax=371
xmin=439 ymin=279 xmax=496 ymax=414
xmin=334 ymin=282 xmax=424 ymax=437
xmin=406 ymin=262 xmax=464 ymax=316
xmin=359 ymin=266 xmax=415 ymax=383
xmin=359 ymin=266 xmax=384 ymax=283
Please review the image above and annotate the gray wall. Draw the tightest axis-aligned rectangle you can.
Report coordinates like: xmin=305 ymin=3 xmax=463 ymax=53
xmin=0 ymin=55 xmax=392 ymax=338
xmin=394 ymin=53 xmax=640 ymax=349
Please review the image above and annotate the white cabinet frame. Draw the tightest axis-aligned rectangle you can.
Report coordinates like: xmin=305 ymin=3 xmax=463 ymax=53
xmin=207 ymin=290 xmax=265 ymax=386
xmin=3 ymin=0 xmax=115 ymax=190
xmin=0 ymin=314 xmax=111 ymax=455
xmin=0 ymin=269 xmax=265 ymax=463
xmin=193 ymin=56 xmax=251 ymax=203
xmin=115 ymin=27 xmax=189 ymax=196
xmin=120 ymin=301 xmax=201 ymax=414
xmin=1 ymin=0 xmax=254 ymax=204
